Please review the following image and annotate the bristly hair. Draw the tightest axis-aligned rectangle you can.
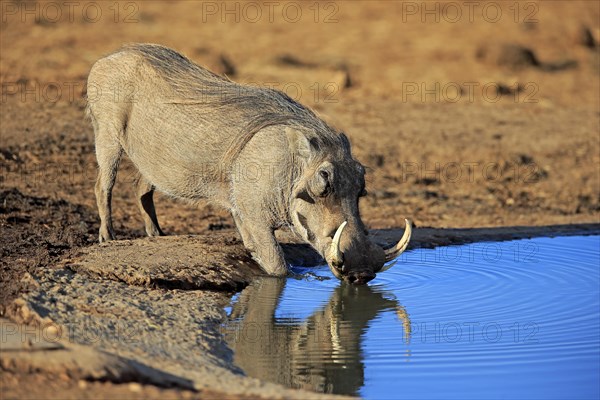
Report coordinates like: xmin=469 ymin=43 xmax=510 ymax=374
xmin=121 ymin=43 xmax=344 ymax=166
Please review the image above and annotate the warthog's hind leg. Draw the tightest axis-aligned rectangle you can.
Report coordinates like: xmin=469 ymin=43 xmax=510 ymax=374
xmin=94 ymin=130 xmax=122 ymax=243
xmin=136 ymin=175 xmax=165 ymax=237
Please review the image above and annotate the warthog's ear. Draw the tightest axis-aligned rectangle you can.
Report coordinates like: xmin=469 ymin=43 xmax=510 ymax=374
xmin=285 ymin=127 xmax=318 ymax=160
xmin=339 ymin=132 xmax=352 ymax=153
xmin=287 ymin=127 xmax=329 ymax=201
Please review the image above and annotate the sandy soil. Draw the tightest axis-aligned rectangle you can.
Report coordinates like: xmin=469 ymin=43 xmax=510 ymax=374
xmin=1 ymin=0 xmax=599 ymax=398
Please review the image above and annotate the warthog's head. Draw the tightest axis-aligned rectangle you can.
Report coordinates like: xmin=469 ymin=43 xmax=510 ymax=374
xmin=287 ymin=128 xmax=411 ymax=284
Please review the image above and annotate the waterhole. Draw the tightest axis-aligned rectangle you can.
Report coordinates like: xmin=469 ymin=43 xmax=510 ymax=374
xmin=222 ymin=236 xmax=599 ymax=399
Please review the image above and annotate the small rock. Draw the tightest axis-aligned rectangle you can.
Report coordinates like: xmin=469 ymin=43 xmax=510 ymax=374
xmin=495 ymin=83 xmax=523 ymax=96
xmin=338 ymin=68 xmax=353 ymax=89
xmin=367 ymin=153 xmax=385 ymax=167
xmin=219 ymin=54 xmax=236 ymax=77
xmin=372 ymin=189 xmax=396 ymax=199
xmin=44 ymin=324 xmax=60 ymax=340
xmin=275 ymin=54 xmax=317 ymax=68
xmin=521 ymin=21 xmax=537 ymax=31
xmin=575 ymin=26 xmax=597 ymax=49
xmin=331 ymin=70 xmax=352 ymax=90
xmin=476 ymin=43 xmax=539 ymax=69
xmin=128 ymin=382 xmax=143 ymax=392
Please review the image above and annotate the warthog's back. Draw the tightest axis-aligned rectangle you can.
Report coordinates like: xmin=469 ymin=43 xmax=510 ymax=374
xmin=87 ymin=43 xmax=338 ymax=201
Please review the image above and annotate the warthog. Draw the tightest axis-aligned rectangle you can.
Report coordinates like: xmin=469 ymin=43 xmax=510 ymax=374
xmin=87 ymin=43 xmax=411 ymax=284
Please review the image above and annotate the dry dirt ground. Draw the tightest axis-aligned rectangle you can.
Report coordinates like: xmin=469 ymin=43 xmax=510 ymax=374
xmin=1 ymin=1 xmax=599 ymax=398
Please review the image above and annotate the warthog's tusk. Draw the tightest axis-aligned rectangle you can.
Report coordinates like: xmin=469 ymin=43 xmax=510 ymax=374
xmin=327 ymin=221 xmax=347 ymax=275
xmin=380 ymin=219 xmax=412 ymax=271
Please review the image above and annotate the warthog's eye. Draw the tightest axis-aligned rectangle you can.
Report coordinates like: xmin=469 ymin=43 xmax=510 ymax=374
xmin=316 ymin=169 xmax=332 ymax=197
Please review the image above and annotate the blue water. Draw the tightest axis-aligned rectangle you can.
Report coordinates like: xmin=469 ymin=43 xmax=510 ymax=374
xmin=223 ymin=236 xmax=600 ymax=399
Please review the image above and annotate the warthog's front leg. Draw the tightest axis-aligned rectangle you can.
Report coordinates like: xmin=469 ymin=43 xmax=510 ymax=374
xmin=235 ymin=219 xmax=288 ymax=277
xmin=232 ymin=212 xmax=255 ymax=252
xmin=252 ymin=228 xmax=288 ymax=277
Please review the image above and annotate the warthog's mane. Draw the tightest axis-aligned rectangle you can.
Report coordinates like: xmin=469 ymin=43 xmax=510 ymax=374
xmin=123 ymin=43 xmax=344 ymax=167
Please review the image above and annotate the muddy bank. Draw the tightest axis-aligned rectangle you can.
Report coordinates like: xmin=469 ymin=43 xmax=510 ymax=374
xmin=68 ymin=235 xmax=261 ymax=291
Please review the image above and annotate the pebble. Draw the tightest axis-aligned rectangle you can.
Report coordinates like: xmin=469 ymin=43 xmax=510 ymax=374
xmin=128 ymin=382 xmax=143 ymax=393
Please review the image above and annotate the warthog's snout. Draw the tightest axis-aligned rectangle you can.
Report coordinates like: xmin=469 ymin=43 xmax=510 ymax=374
xmin=344 ymin=271 xmax=376 ymax=285
xmin=326 ymin=219 xmax=413 ymax=284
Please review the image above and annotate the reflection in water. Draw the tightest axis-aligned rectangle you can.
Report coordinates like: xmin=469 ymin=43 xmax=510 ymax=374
xmin=223 ymin=236 xmax=600 ymax=399
xmin=223 ymin=278 xmax=411 ymax=396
